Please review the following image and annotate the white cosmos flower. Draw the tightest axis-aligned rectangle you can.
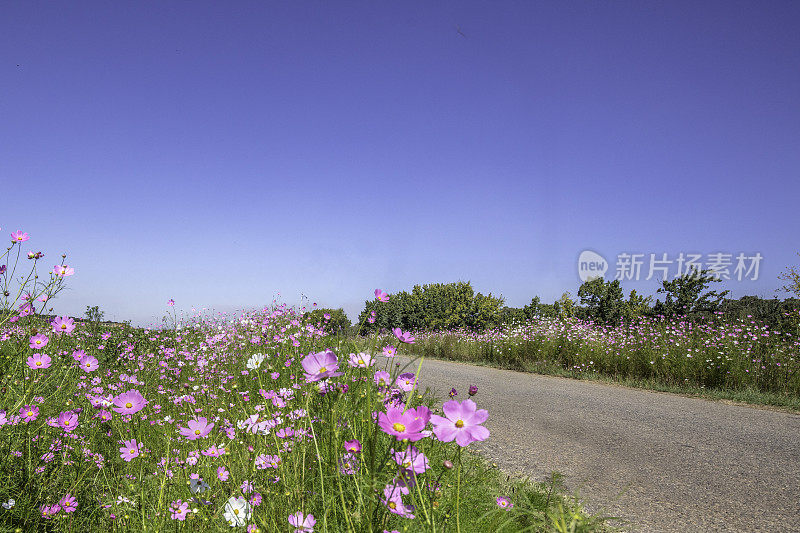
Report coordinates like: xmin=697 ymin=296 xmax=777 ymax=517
xmin=2 ymin=499 xmax=15 ymax=509
xmin=223 ymin=496 xmax=251 ymax=527
xmin=246 ymin=353 xmax=265 ymax=370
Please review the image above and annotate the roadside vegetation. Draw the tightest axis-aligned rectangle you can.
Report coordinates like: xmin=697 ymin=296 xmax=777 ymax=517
xmin=345 ymin=266 xmax=800 ymax=409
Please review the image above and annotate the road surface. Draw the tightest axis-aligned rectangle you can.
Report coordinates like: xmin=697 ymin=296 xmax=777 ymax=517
xmin=385 ymin=355 xmax=800 ymax=532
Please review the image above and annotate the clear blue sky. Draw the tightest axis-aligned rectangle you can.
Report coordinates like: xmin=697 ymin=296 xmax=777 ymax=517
xmin=2 ymin=1 xmax=799 ymax=325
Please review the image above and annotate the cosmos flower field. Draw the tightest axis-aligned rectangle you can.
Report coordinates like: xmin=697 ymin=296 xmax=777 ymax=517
xmin=0 ymin=230 xmax=603 ymax=532
xmin=384 ymin=313 xmax=800 ymax=404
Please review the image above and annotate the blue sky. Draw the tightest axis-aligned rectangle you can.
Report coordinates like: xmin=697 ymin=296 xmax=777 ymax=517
xmin=2 ymin=1 xmax=799 ymax=325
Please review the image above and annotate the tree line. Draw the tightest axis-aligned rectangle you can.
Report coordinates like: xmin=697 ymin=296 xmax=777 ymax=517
xmin=307 ymin=256 xmax=800 ymax=334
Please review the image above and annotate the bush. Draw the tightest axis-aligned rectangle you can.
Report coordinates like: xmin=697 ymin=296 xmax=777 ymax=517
xmin=358 ymin=281 xmax=504 ymax=334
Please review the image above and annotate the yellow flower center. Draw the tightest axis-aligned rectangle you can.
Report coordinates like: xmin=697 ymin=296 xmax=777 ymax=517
xmin=233 ymin=509 xmax=239 ymax=515
xmin=35 ymin=361 xmax=42 ymax=366
xmin=358 ymin=359 xmax=364 ymax=365
xmin=195 ymin=429 xmax=201 ymax=435
xmin=63 ymin=420 xmax=70 ymax=426
xmin=392 ymin=422 xmax=406 ymax=433
xmin=26 ymin=411 xmax=33 ymax=417
xmin=455 ymin=420 xmax=464 ymax=428
xmin=130 ymin=449 xmax=136 ymax=454
xmin=319 ymin=367 xmax=327 ymax=373
xmin=125 ymin=402 xmax=133 ymax=409
xmin=388 ymin=501 xmax=397 ymax=510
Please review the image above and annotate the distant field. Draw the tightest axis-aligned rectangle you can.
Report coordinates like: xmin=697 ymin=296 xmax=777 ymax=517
xmin=356 ymin=315 xmax=800 ymax=409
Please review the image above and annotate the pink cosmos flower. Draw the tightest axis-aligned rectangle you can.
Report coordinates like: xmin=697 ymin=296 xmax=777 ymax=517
xmin=202 ymin=444 xmax=225 ymax=457
xmin=392 ymin=446 xmax=430 ymax=474
xmin=178 ymin=417 xmax=214 ymax=440
xmin=10 ymin=230 xmax=29 ymax=244
xmin=59 ymin=494 xmax=77 ymax=513
xmin=378 ymin=405 xmax=431 ymax=442
xmin=71 ymin=349 xmax=87 ymax=361
xmin=29 ymin=334 xmax=49 ymax=350
xmin=301 ymin=350 xmax=343 ymax=382
xmin=382 ymin=345 xmax=397 ymax=357
xmin=40 ymin=504 xmax=59 ymax=519
xmin=392 ymin=328 xmax=415 ymax=344
xmin=395 ymin=372 xmax=416 ymax=392
xmin=53 ymin=265 xmax=74 ymax=277
xmin=382 ymin=484 xmax=415 ymax=519
xmin=344 ymin=439 xmax=362 ymax=453
xmin=20 ymin=405 xmax=39 ymax=422
xmin=27 ymin=353 xmax=52 ymax=369
xmin=217 ymin=466 xmax=229 ymax=481
xmin=348 ymin=352 xmax=374 ymax=368
xmin=51 ymin=316 xmax=76 ymax=334
xmin=119 ymin=439 xmax=141 ymax=462
xmin=288 ymin=511 xmax=316 ymax=532
xmin=89 ymin=394 xmax=112 ymax=408
xmin=430 ymin=399 xmax=490 ymax=447
xmin=96 ymin=409 xmax=112 ymax=422
xmin=496 ymin=496 xmax=513 ymax=510
xmin=167 ymin=299 xmax=175 ymax=306
xmin=339 ymin=452 xmax=359 ymax=474
xmin=374 ymin=289 xmax=389 ymax=302
xmin=79 ymin=355 xmax=99 ymax=372
xmin=57 ymin=411 xmax=79 ymax=432
xmin=112 ymin=390 xmax=148 ymax=414
xmin=170 ymin=500 xmax=189 ymax=520
xmin=374 ymin=370 xmax=391 ymax=388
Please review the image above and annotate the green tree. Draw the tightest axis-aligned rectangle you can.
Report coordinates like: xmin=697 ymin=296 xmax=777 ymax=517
xmin=85 ymin=305 xmax=104 ymax=323
xmin=653 ymin=268 xmax=729 ymax=319
xmin=522 ymin=296 xmax=556 ymax=319
xmin=357 ymin=281 xmax=504 ymax=333
xmin=778 ymin=252 xmax=800 ymax=298
xmin=553 ymin=292 xmax=577 ymax=319
xmin=623 ymin=289 xmax=653 ymax=321
xmin=304 ymin=308 xmax=351 ymax=335
xmin=577 ymin=278 xmax=626 ymax=324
